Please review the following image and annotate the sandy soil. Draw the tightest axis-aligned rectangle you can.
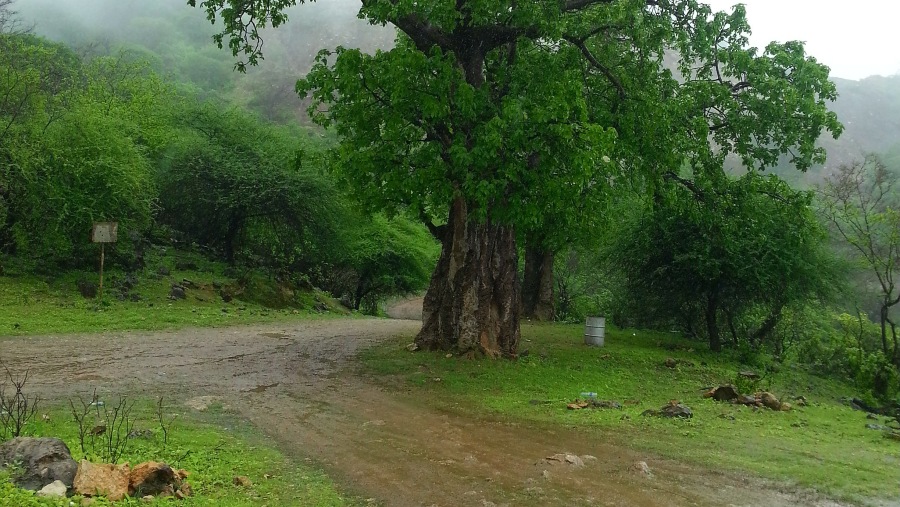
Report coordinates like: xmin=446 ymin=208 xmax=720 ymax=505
xmin=0 ymin=315 xmax=852 ymax=507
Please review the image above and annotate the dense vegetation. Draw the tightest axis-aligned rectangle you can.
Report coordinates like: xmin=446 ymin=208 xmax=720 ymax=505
xmin=0 ymin=2 xmax=437 ymax=313
xmin=2 ymin=0 xmax=900 ymax=408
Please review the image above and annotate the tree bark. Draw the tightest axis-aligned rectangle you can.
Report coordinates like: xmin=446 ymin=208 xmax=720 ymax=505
xmin=415 ymin=195 xmax=521 ymax=357
xmin=522 ymin=244 xmax=555 ymax=321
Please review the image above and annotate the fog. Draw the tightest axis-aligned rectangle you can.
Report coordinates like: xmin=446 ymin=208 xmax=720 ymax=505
xmin=705 ymin=0 xmax=900 ymax=81
xmin=15 ymin=0 xmax=394 ymax=74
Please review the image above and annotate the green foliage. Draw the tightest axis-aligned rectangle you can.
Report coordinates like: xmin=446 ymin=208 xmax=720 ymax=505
xmin=608 ymin=172 xmax=838 ymax=350
xmin=157 ymin=103 xmax=339 ymax=271
xmin=330 ymin=214 xmax=438 ymax=313
xmin=0 ymin=35 xmax=172 ymax=268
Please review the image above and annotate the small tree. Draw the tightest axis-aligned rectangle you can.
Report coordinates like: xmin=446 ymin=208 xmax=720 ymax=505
xmin=819 ymin=154 xmax=900 ymax=365
xmin=611 ymin=172 xmax=835 ymax=352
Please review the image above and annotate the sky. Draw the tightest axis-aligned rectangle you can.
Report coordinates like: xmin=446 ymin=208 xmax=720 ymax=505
xmin=703 ymin=0 xmax=900 ymax=80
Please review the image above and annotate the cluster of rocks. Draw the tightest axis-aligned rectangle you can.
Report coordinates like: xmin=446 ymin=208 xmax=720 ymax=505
xmin=641 ymin=400 xmax=693 ymax=419
xmin=112 ymin=274 xmax=142 ymax=302
xmin=703 ymin=385 xmax=793 ymax=411
xmin=566 ymin=399 xmax=622 ymax=410
xmin=0 ymin=437 xmax=192 ymax=502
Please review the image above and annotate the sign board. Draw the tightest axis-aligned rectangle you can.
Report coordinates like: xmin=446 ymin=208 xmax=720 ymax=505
xmin=91 ymin=222 xmax=118 ymax=243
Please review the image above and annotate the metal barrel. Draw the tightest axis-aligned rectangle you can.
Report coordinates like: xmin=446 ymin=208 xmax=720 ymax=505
xmin=584 ymin=316 xmax=606 ymax=346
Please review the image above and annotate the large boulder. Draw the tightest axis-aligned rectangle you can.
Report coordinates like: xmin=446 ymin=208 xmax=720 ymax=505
xmin=0 ymin=437 xmax=78 ymax=491
xmin=73 ymin=460 xmax=131 ymax=501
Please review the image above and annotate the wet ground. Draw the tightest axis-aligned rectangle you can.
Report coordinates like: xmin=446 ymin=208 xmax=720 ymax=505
xmin=0 ymin=314 xmax=852 ymax=506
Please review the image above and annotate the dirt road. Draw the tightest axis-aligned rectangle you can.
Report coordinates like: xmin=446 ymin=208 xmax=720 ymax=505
xmin=0 ymin=317 xmax=847 ymax=507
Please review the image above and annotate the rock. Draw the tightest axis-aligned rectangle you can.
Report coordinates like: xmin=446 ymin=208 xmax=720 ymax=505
xmin=632 ymin=461 xmax=652 ymax=477
xmin=220 ymin=291 xmax=234 ymax=303
xmin=142 ymin=495 xmax=154 ymax=502
xmin=0 ymin=437 xmax=78 ymax=491
xmin=181 ymin=278 xmax=198 ymax=289
xmin=794 ymin=396 xmax=808 ymax=407
xmin=77 ymin=279 xmax=98 ymax=299
xmin=233 ymin=475 xmax=252 ymax=487
xmin=545 ymin=453 xmax=584 ymax=467
xmin=405 ymin=342 xmax=419 ymax=352
xmin=704 ymin=385 xmax=739 ymax=402
xmin=736 ymin=394 xmax=758 ymax=406
xmin=738 ymin=370 xmax=760 ymax=380
xmin=867 ymin=423 xmax=889 ymax=431
xmin=157 ymin=266 xmax=171 ymax=276
xmin=659 ymin=401 xmax=693 ymax=419
xmin=758 ymin=392 xmax=783 ymax=411
xmin=779 ymin=402 xmax=792 ymax=412
xmin=867 ymin=413 xmax=879 ymax=420
xmin=883 ymin=431 xmax=900 ymax=441
xmin=130 ymin=462 xmax=177 ymax=497
xmin=664 ymin=357 xmax=677 ymax=368
xmin=169 ymin=285 xmax=186 ymax=300
xmin=36 ymin=480 xmax=67 ymax=497
xmin=588 ymin=399 xmax=622 ymax=409
xmin=73 ymin=460 xmax=131 ymax=501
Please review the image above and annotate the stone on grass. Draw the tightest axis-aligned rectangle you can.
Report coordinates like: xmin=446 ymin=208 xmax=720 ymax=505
xmin=632 ymin=461 xmax=652 ymax=477
xmin=0 ymin=437 xmax=78 ymax=491
xmin=704 ymin=385 xmax=739 ymax=402
xmin=130 ymin=461 xmax=177 ymax=497
xmin=233 ymin=475 xmax=252 ymax=487
xmin=73 ymin=460 xmax=131 ymax=501
xmin=36 ymin=480 xmax=67 ymax=497
xmin=659 ymin=402 xmax=693 ymax=419
xmin=758 ymin=392 xmax=783 ymax=411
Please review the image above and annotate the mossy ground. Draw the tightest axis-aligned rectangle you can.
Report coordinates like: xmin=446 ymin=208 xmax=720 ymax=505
xmin=0 ymin=248 xmax=349 ymax=337
xmin=362 ymin=323 xmax=900 ymax=504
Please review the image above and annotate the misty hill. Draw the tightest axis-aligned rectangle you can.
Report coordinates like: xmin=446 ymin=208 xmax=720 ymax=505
xmin=15 ymin=0 xmax=394 ymax=123
xmin=14 ymin=0 xmax=900 ymax=183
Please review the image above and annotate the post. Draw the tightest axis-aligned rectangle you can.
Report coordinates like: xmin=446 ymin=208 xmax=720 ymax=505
xmin=91 ymin=222 xmax=118 ymax=303
xmin=99 ymin=243 xmax=105 ymax=302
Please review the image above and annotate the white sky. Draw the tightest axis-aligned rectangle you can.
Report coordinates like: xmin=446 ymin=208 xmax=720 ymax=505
xmin=703 ymin=0 xmax=900 ymax=80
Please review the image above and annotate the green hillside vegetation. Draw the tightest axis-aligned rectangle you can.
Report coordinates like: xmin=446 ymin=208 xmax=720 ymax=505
xmin=0 ymin=17 xmax=438 ymax=316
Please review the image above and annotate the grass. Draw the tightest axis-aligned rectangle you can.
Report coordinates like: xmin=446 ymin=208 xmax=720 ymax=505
xmin=0 ymin=399 xmax=361 ymax=507
xmin=362 ymin=323 xmax=900 ymax=504
xmin=0 ymin=248 xmax=349 ymax=337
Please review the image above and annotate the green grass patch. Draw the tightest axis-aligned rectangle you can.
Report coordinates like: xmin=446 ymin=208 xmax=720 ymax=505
xmin=0 ymin=248 xmax=349 ymax=337
xmin=0 ymin=400 xmax=359 ymax=506
xmin=362 ymin=323 xmax=900 ymax=503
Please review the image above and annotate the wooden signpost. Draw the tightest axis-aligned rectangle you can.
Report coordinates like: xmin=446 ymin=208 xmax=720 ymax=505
xmin=91 ymin=222 xmax=118 ymax=301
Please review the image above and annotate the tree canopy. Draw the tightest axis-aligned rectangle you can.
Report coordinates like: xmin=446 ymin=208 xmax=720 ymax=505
xmin=192 ymin=0 xmax=842 ymax=356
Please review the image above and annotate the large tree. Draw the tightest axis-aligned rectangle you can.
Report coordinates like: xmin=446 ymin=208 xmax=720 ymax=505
xmin=192 ymin=0 xmax=840 ymax=356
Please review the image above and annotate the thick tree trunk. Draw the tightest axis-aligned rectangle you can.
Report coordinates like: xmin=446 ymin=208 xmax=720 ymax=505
xmin=416 ymin=196 xmax=520 ymax=357
xmin=522 ymin=245 xmax=555 ymax=321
